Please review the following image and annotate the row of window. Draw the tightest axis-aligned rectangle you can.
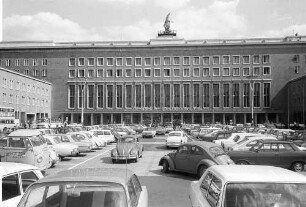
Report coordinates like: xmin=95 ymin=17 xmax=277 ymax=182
xmin=0 ymin=59 xmax=48 ymax=67
xmin=69 ymin=66 xmax=271 ymax=79
xmin=2 ymin=93 xmax=49 ymax=107
xmin=2 ymin=78 xmax=49 ymax=95
xmin=68 ymin=55 xmax=271 ymax=67
xmin=68 ymin=82 xmax=271 ymax=110
xmin=18 ymin=69 xmax=48 ymax=77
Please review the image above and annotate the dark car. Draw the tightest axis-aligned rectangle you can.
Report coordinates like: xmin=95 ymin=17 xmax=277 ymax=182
xmin=198 ymin=130 xmax=233 ymax=142
xmin=155 ymin=127 xmax=166 ymax=135
xmin=228 ymin=140 xmax=306 ymax=172
xmin=158 ymin=141 xmax=235 ymax=177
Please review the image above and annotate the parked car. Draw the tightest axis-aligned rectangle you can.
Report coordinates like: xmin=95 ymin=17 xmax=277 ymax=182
xmin=142 ymin=128 xmax=157 ymax=138
xmin=91 ymin=129 xmax=116 ymax=144
xmin=228 ymin=140 xmax=306 ymax=171
xmin=44 ymin=135 xmax=79 ymax=160
xmin=230 ymin=135 xmax=277 ymax=151
xmin=197 ymin=130 xmax=233 ymax=142
xmin=165 ymin=130 xmax=188 ymax=148
xmin=1 ymin=162 xmax=44 ymax=207
xmin=159 ymin=141 xmax=235 ymax=177
xmin=196 ymin=127 xmax=219 ymax=140
xmin=66 ymin=132 xmax=95 ymax=150
xmin=189 ymin=165 xmax=306 ymax=207
xmin=17 ymin=168 xmax=148 ymax=207
xmin=80 ymin=130 xmax=107 ymax=147
xmin=155 ymin=127 xmax=166 ymax=135
xmin=111 ymin=136 xmax=144 ymax=163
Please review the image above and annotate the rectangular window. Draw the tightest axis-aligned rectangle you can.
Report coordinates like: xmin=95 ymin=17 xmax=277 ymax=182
xmin=78 ymin=69 xmax=85 ymax=77
xmin=233 ymin=83 xmax=240 ymax=107
xmin=203 ymin=68 xmax=210 ymax=76
xmin=183 ymin=84 xmax=190 ymax=107
xmin=203 ymin=84 xmax=210 ymax=107
xmin=88 ymin=69 xmax=94 ymax=78
xmin=97 ymin=69 xmax=103 ymax=77
xmin=193 ymin=68 xmax=200 ymax=77
xmin=164 ymin=84 xmax=170 ymax=107
xmin=194 ymin=84 xmax=200 ymax=107
xmin=78 ymin=58 xmax=85 ymax=66
xmin=223 ymin=84 xmax=229 ymax=108
xmin=126 ymin=85 xmax=132 ymax=108
xmin=107 ymin=69 xmax=113 ymax=77
xmin=264 ymin=83 xmax=271 ymax=107
xmin=203 ymin=56 xmax=210 ymax=65
xmin=183 ymin=68 xmax=190 ymax=77
xmin=135 ymin=85 xmax=142 ymax=108
xmin=233 ymin=55 xmax=240 ymax=64
xmin=116 ymin=57 xmax=123 ymax=66
xmin=222 ymin=56 xmax=230 ymax=64
xmin=87 ymin=85 xmax=94 ymax=108
xmin=164 ymin=57 xmax=171 ymax=65
xmin=97 ymin=85 xmax=103 ymax=108
xmin=24 ymin=69 xmax=29 ymax=75
xmin=263 ymin=66 xmax=271 ymax=75
xmin=15 ymin=59 xmax=21 ymax=66
xmin=173 ymin=68 xmax=180 ymax=77
xmin=164 ymin=68 xmax=171 ymax=77
xmin=154 ymin=57 xmax=161 ymax=66
xmin=213 ymin=84 xmax=219 ymax=107
xmin=183 ymin=57 xmax=190 ymax=65
xmin=212 ymin=56 xmax=220 ymax=64
xmin=173 ymin=57 xmax=180 ymax=65
xmin=243 ymin=83 xmax=250 ymax=107
xmin=24 ymin=59 xmax=29 ymax=66
xmin=135 ymin=57 xmax=142 ymax=66
xmin=41 ymin=69 xmax=47 ymax=77
xmin=254 ymin=83 xmax=260 ymax=107
xmin=78 ymin=85 xmax=84 ymax=108
xmin=144 ymin=57 xmax=151 ymax=66
xmin=116 ymin=69 xmax=123 ymax=77
xmin=116 ymin=85 xmax=123 ymax=108
xmin=263 ymin=55 xmax=270 ymax=63
xmin=144 ymin=84 xmax=151 ymax=107
xmin=242 ymin=56 xmax=250 ymax=64
xmin=223 ymin=68 xmax=230 ymax=76
xmin=126 ymin=57 xmax=132 ymax=66
xmin=154 ymin=68 xmax=160 ymax=77
xmin=213 ymin=68 xmax=220 ymax=76
xmin=97 ymin=57 xmax=104 ymax=66
xmin=107 ymin=85 xmax=113 ymax=108
xmin=233 ymin=67 xmax=240 ymax=76
xmin=174 ymin=84 xmax=180 ymax=107
xmin=126 ymin=69 xmax=132 ymax=77
xmin=42 ymin=59 xmax=48 ymax=66
xmin=193 ymin=57 xmax=200 ymax=65
xmin=135 ymin=69 xmax=142 ymax=77
xmin=88 ymin=58 xmax=95 ymax=66
xmin=32 ymin=59 xmax=38 ymax=66
xmin=243 ymin=67 xmax=250 ymax=76
xmin=253 ymin=55 xmax=260 ymax=64
xmin=69 ymin=85 xmax=76 ymax=108
xmin=144 ymin=68 xmax=151 ymax=77
xmin=33 ymin=69 xmax=38 ymax=77
xmin=106 ymin=58 xmax=114 ymax=66
xmin=253 ymin=67 xmax=260 ymax=76
xmin=154 ymin=84 xmax=161 ymax=108
xmin=5 ymin=59 xmax=11 ymax=66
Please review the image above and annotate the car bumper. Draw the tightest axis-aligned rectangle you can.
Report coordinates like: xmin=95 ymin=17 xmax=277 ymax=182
xmin=112 ymin=155 xmax=137 ymax=160
xmin=142 ymin=135 xmax=154 ymax=138
xmin=166 ymin=142 xmax=182 ymax=147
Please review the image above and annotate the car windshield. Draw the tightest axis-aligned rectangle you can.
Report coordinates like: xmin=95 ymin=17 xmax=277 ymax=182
xmin=18 ymin=182 xmax=127 ymax=207
xmin=209 ymin=146 xmax=226 ymax=157
xmin=236 ymin=137 xmax=249 ymax=145
xmin=118 ymin=137 xmax=135 ymax=143
xmin=104 ymin=131 xmax=111 ymax=135
xmin=169 ymin=132 xmax=182 ymax=137
xmin=52 ymin=136 xmax=61 ymax=144
xmin=224 ymin=182 xmax=306 ymax=207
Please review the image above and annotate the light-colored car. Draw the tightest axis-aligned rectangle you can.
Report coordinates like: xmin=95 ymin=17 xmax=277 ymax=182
xmin=17 ymin=168 xmax=148 ymax=207
xmin=189 ymin=165 xmax=306 ymax=207
xmin=44 ymin=135 xmax=79 ymax=160
xmin=52 ymin=133 xmax=92 ymax=153
xmin=166 ymin=131 xmax=188 ymax=148
xmin=142 ymin=128 xmax=157 ymax=138
xmin=0 ymin=162 xmax=44 ymax=207
xmin=80 ymin=130 xmax=107 ymax=147
xmin=91 ymin=129 xmax=115 ymax=144
xmin=67 ymin=132 xmax=95 ymax=150
xmin=230 ymin=135 xmax=277 ymax=151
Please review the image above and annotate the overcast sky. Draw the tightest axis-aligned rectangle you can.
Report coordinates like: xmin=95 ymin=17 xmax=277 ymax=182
xmin=3 ymin=0 xmax=306 ymax=42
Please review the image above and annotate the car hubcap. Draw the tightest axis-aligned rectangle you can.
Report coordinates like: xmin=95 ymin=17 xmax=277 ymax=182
xmin=294 ymin=163 xmax=303 ymax=171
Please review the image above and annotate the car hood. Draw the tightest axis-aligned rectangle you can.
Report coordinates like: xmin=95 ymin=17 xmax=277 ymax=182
xmin=214 ymin=154 xmax=235 ymax=165
xmin=116 ymin=143 xmax=136 ymax=155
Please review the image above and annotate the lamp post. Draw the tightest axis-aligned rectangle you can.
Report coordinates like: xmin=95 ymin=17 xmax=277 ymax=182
xmin=81 ymin=78 xmax=87 ymax=126
xmin=247 ymin=76 xmax=255 ymax=126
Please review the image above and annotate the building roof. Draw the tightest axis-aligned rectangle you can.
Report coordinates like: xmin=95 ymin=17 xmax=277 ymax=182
xmin=209 ymin=165 xmax=306 ymax=183
xmin=0 ymin=162 xmax=40 ymax=176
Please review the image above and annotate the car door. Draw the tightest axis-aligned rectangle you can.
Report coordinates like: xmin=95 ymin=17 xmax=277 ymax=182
xmin=254 ymin=143 xmax=280 ymax=166
xmin=188 ymin=145 xmax=205 ymax=174
xmin=2 ymin=173 xmax=22 ymax=207
xmin=277 ymin=143 xmax=298 ymax=168
xmin=173 ymin=145 xmax=190 ymax=171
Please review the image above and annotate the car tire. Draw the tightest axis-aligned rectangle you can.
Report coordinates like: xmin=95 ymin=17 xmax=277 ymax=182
xmin=197 ymin=165 xmax=207 ymax=178
xmin=162 ymin=160 xmax=169 ymax=173
xmin=292 ymin=162 xmax=304 ymax=172
xmin=236 ymin=160 xmax=249 ymax=165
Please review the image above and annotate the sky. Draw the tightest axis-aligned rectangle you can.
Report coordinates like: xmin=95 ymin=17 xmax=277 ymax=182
xmin=3 ymin=0 xmax=306 ymax=42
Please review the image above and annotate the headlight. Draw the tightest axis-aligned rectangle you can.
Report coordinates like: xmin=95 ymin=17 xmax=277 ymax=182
xmin=37 ymin=156 xmax=43 ymax=163
xmin=130 ymin=149 xmax=137 ymax=155
xmin=112 ymin=150 xmax=118 ymax=156
xmin=73 ymin=148 xmax=78 ymax=153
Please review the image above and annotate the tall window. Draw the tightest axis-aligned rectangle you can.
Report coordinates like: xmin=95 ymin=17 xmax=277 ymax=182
xmin=97 ymin=85 xmax=103 ymax=108
xmin=135 ymin=57 xmax=142 ymax=66
xmin=135 ymin=85 xmax=141 ymax=108
xmin=223 ymin=84 xmax=229 ymax=108
xmin=213 ymin=84 xmax=219 ymax=107
xmin=193 ymin=84 xmax=200 ymax=107
xmin=154 ymin=84 xmax=161 ymax=108
xmin=164 ymin=84 xmax=170 ymax=107
xmin=87 ymin=85 xmax=94 ymax=108
xmin=68 ymin=85 xmax=75 ymax=108
xmin=264 ymin=83 xmax=270 ymax=107
xmin=254 ymin=83 xmax=260 ymax=107
xmin=233 ymin=83 xmax=240 ymax=107
xmin=145 ymin=85 xmax=151 ymax=107
xmin=78 ymin=85 xmax=84 ymax=108
xmin=243 ymin=83 xmax=250 ymax=107
xmin=107 ymin=85 xmax=113 ymax=108
xmin=116 ymin=85 xmax=122 ymax=108
xmin=203 ymin=84 xmax=210 ymax=107
xmin=174 ymin=84 xmax=180 ymax=107
xmin=126 ymin=85 xmax=132 ymax=108
xmin=183 ymin=84 xmax=190 ymax=107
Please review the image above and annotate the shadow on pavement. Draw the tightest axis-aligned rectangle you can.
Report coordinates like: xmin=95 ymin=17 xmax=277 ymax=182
xmin=149 ymin=169 xmax=198 ymax=181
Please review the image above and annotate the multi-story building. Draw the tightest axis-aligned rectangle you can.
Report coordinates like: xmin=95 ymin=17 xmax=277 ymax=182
xmin=0 ymin=34 xmax=305 ymax=126
xmin=0 ymin=67 xmax=52 ymax=125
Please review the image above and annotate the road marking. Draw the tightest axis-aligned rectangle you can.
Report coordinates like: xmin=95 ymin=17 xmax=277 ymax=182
xmin=68 ymin=148 xmax=113 ymax=170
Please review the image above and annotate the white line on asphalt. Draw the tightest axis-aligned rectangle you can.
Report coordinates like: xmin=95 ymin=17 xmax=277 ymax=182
xmin=68 ymin=148 xmax=113 ymax=170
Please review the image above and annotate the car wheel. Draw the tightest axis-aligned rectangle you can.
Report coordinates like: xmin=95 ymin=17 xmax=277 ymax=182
xmin=197 ymin=165 xmax=207 ymax=178
xmin=236 ymin=160 xmax=249 ymax=165
xmin=292 ymin=162 xmax=304 ymax=172
xmin=162 ymin=160 xmax=169 ymax=173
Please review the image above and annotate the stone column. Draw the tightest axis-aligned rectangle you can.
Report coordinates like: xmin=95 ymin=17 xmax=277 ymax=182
xmin=100 ymin=113 xmax=103 ymax=125
xmin=90 ymin=113 xmax=94 ymax=125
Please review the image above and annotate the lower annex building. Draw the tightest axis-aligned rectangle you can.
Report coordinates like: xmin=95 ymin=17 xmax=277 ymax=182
xmin=0 ymin=34 xmax=305 ymax=126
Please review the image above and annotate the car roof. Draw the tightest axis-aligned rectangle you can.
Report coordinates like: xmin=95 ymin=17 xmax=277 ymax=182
xmin=34 ymin=168 xmax=134 ymax=185
xmin=8 ymin=129 xmax=41 ymax=137
xmin=260 ymin=140 xmax=293 ymax=144
xmin=184 ymin=141 xmax=220 ymax=149
xmin=0 ymin=162 xmax=39 ymax=176
xmin=208 ymin=165 xmax=306 ymax=183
